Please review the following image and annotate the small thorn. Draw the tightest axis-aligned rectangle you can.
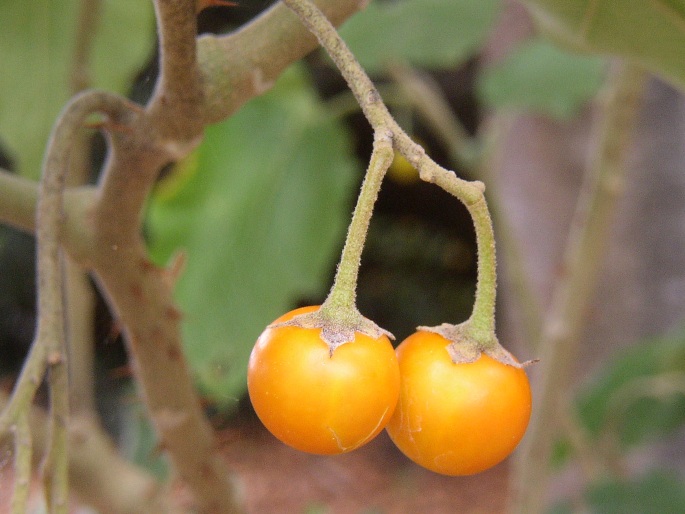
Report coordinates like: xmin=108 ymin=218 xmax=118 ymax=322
xmin=84 ymin=119 xmax=134 ymax=134
xmin=47 ymin=351 xmax=63 ymax=366
xmin=197 ymin=0 xmax=237 ymax=14
xmin=167 ymin=344 xmax=182 ymax=361
xmin=165 ymin=305 xmax=183 ymax=321
xmin=108 ymin=365 xmax=133 ymax=380
xmin=162 ymin=250 xmax=187 ymax=289
xmin=130 ymin=282 xmax=145 ymax=301
xmin=106 ymin=320 xmax=123 ymax=343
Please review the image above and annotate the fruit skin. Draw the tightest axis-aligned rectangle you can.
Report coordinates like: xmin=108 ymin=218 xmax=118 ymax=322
xmin=385 ymin=330 xmax=532 ymax=475
xmin=247 ymin=306 xmax=400 ymax=455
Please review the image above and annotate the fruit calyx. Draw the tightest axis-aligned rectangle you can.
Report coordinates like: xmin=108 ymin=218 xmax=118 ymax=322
xmin=270 ymin=305 xmax=394 ymax=355
xmin=417 ymin=321 xmax=533 ymax=368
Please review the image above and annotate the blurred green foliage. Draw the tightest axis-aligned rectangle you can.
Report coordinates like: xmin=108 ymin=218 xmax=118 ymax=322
xmin=576 ymin=330 xmax=685 ymax=447
xmin=550 ymin=471 xmax=685 ymax=514
xmin=340 ymin=0 xmax=501 ymax=73
xmin=477 ymin=37 xmax=606 ymax=119
xmin=549 ymin=331 xmax=685 ymax=511
xmin=0 ymin=0 xmax=154 ymax=178
xmin=522 ymin=0 xmax=685 ymax=91
xmin=585 ymin=471 xmax=685 ymax=514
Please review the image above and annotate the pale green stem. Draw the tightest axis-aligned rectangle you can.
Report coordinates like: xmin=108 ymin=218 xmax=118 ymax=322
xmin=418 ymin=161 xmax=498 ymax=345
xmin=37 ymin=93 xmax=126 ymax=514
xmin=508 ymin=63 xmax=648 ymax=514
xmin=70 ymin=0 xmax=103 ymax=93
xmin=0 ymin=334 xmax=49 ymax=435
xmin=43 ymin=339 xmax=70 ymax=514
xmin=464 ymin=196 xmax=497 ymax=345
xmin=281 ymin=0 xmax=391 ymax=128
xmin=67 ymin=0 xmax=102 ymax=416
xmin=0 ymin=90 xmax=134 ymax=514
xmin=283 ymin=0 xmax=394 ymax=319
xmin=11 ymin=413 xmax=32 ymax=514
xmin=388 ymin=65 xmax=537 ymax=346
xmin=0 ymin=171 xmax=39 ymax=234
xmin=322 ymin=133 xmax=394 ymax=316
xmin=479 ymin=115 xmax=544 ymax=348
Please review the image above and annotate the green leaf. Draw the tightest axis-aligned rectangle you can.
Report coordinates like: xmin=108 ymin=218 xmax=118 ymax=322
xmin=585 ymin=471 xmax=685 ymax=514
xmin=339 ymin=0 xmax=502 ymax=73
xmin=0 ymin=0 xmax=155 ymax=178
xmin=575 ymin=330 xmax=685 ymax=447
xmin=476 ymin=37 xmax=606 ymax=119
xmin=146 ymin=65 xmax=359 ymax=411
xmin=521 ymin=0 xmax=685 ymax=91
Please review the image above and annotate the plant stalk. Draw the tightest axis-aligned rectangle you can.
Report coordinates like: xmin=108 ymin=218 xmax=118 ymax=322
xmin=507 ymin=63 xmax=648 ymax=514
xmin=464 ymin=195 xmax=497 ymax=345
xmin=322 ymin=133 xmax=394 ymax=316
xmin=284 ymin=0 xmax=499 ymax=344
xmin=281 ymin=0 xmax=391 ymax=128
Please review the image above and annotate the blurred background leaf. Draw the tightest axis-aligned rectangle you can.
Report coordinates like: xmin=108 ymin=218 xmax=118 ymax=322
xmin=339 ymin=0 xmax=502 ymax=73
xmin=548 ymin=471 xmax=685 ymax=514
xmin=0 ymin=0 xmax=155 ymax=178
xmin=146 ymin=65 xmax=359 ymax=411
xmin=521 ymin=0 xmax=685 ymax=92
xmin=584 ymin=470 xmax=685 ymax=514
xmin=477 ymin=37 xmax=606 ymax=119
xmin=575 ymin=330 xmax=685 ymax=447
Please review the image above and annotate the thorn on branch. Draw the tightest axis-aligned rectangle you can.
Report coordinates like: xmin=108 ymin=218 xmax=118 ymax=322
xmin=47 ymin=352 xmax=63 ymax=366
xmin=167 ymin=345 xmax=182 ymax=361
xmin=164 ymin=305 xmax=183 ymax=321
xmin=162 ymin=250 xmax=187 ymax=289
xmin=84 ymin=119 xmax=135 ymax=134
xmin=196 ymin=0 xmax=237 ymax=14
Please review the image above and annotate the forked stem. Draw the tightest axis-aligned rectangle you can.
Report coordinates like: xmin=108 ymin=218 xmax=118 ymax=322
xmin=284 ymin=0 xmax=500 ymax=350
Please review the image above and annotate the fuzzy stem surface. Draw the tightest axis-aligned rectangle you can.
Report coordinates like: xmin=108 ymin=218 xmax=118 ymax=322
xmin=322 ymin=133 xmax=394 ymax=317
xmin=284 ymin=0 xmax=499 ymax=343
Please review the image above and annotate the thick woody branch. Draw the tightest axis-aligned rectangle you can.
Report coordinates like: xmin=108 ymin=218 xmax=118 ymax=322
xmin=148 ymin=0 xmax=204 ymax=140
xmin=85 ymin=94 xmax=242 ymax=514
xmin=88 ymin=115 xmax=242 ymax=512
xmin=1 ymin=0 xmax=366 ymax=237
xmin=81 ymin=12 xmax=240 ymax=513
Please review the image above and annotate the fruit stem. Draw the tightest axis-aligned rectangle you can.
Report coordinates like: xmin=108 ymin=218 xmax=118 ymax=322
xmin=283 ymin=0 xmax=499 ymax=344
xmin=416 ymin=162 xmax=499 ymax=349
xmin=321 ymin=133 xmax=394 ymax=318
xmin=464 ymin=193 xmax=498 ymax=347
